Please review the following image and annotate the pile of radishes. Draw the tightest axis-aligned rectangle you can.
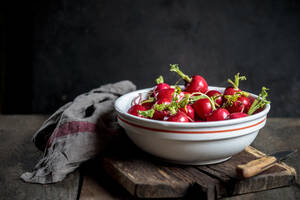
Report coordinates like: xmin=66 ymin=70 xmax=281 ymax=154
xmin=128 ymin=64 xmax=270 ymax=122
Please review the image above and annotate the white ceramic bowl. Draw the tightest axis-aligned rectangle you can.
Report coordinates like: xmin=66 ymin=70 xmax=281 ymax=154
xmin=114 ymin=86 xmax=270 ymax=165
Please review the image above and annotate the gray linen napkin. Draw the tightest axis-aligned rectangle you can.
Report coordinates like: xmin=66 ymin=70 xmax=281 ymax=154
xmin=21 ymin=80 xmax=136 ymax=184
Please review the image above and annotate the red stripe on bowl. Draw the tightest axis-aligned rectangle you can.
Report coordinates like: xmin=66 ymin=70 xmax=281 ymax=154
xmin=118 ymin=116 xmax=266 ymax=134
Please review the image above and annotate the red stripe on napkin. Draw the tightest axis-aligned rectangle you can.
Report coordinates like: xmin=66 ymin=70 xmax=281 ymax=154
xmin=47 ymin=121 xmax=97 ymax=147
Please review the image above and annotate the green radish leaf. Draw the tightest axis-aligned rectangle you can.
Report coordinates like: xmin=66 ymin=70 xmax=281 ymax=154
xmin=170 ymin=64 xmax=192 ymax=82
xmin=155 ymin=76 xmax=164 ymax=84
xmin=138 ymin=109 xmax=155 ymax=118
xmin=248 ymin=87 xmax=271 ymax=115
xmin=227 ymin=72 xmax=246 ymax=89
xmin=141 ymin=97 xmax=155 ymax=104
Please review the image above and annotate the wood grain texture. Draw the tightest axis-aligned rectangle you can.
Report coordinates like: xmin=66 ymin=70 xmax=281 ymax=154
xmin=1 ymin=116 xmax=298 ymax=200
xmin=100 ymin=145 xmax=296 ymax=199
xmin=0 ymin=115 xmax=81 ymax=200
xmin=80 ymin=118 xmax=300 ymax=200
xmin=251 ymin=118 xmax=300 ymax=185
xmin=80 ymin=175 xmax=126 ymax=200
xmin=102 ymin=157 xmax=189 ymax=198
xmin=197 ymin=146 xmax=296 ymax=196
xmin=221 ymin=184 xmax=300 ymax=200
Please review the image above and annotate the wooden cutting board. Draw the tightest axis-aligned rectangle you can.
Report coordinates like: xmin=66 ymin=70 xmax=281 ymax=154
xmin=101 ymin=144 xmax=296 ymax=199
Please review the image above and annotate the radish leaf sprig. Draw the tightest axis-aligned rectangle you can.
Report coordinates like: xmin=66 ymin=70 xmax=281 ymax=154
xmin=170 ymin=64 xmax=191 ymax=82
xmin=138 ymin=109 xmax=155 ymax=118
xmin=152 ymin=86 xmax=182 ymax=115
xmin=224 ymin=73 xmax=247 ymax=96
xmin=227 ymin=73 xmax=246 ymax=90
xmin=170 ymin=64 xmax=208 ymax=93
xmin=206 ymin=90 xmax=223 ymax=107
xmin=190 ymin=93 xmax=216 ymax=110
xmin=247 ymin=87 xmax=270 ymax=115
xmin=127 ymin=65 xmax=270 ymax=122
xmin=153 ymin=75 xmax=170 ymax=96
xmin=224 ymin=93 xmax=242 ymax=107
xmin=156 ymin=75 xmax=164 ymax=84
xmin=141 ymin=97 xmax=155 ymax=104
xmin=167 ymin=86 xmax=183 ymax=114
xmin=178 ymin=93 xmax=191 ymax=110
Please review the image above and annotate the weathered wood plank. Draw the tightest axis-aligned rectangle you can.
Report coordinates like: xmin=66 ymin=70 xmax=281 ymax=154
xmin=251 ymin=118 xmax=300 ymax=185
xmin=232 ymin=147 xmax=296 ymax=195
xmin=221 ymin=185 xmax=300 ymax=200
xmin=79 ymin=118 xmax=300 ymax=199
xmin=0 ymin=115 xmax=81 ymax=200
xmin=102 ymin=157 xmax=190 ymax=198
xmin=101 ymin=145 xmax=296 ymax=199
xmin=101 ymin=136 xmax=223 ymax=199
xmin=196 ymin=146 xmax=296 ymax=196
xmin=1 ymin=116 xmax=297 ymax=200
xmin=160 ymin=165 xmax=224 ymax=199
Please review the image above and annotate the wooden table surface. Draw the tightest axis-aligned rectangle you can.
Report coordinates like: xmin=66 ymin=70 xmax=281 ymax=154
xmin=0 ymin=115 xmax=300 ymax=200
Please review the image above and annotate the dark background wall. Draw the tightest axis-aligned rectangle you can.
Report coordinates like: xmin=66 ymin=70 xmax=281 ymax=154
xmin=1 ymin=0 xmax=300 ymax=116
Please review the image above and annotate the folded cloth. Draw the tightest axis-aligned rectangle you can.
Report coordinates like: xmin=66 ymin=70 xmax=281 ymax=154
xmin=21 ymin=80 xmax=136 ymax=184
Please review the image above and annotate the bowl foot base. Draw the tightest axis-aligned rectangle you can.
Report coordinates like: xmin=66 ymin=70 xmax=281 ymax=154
xmin=157 ymin=156 xmax=232 ymax=165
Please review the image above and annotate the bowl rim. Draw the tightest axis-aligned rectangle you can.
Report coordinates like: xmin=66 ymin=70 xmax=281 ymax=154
xmin=114 ymin=86 xmax=270 ymax=128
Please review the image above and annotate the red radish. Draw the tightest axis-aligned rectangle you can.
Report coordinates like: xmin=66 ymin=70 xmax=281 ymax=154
xmin=224 ymin=87 xmax=241 ymax=96
xmin=153 ymin=110 xmax=170 ymax=120
xmin=226 ymin=100 xmax=244 ymax=113
xmin=156 ymin=87 xmax=184 ymax=104
xmin=206 ymin=108 xmax=230 ymax=121
xmin=155 ymin=83 xmax=170 ymax=91
xmin=127 ymin=105 xmax=146 ymax=117
xmin=229 ymin=112 xmax=248 ymax=119
xmin=155 ymin=88 xmax=175 ymax=100
xmin=226 ymin=96 xmax=251 ymax=113
xmin=247 ymin=96 xmax=255 ymax=109
xmin=141 ymin=97 xmax=155 ymax=109
xmin=142 ymin=101 xmax=154 ymax=110
xmin=253 ymin=107 xmax=264 ymax=114
xmin=156 ymin=97 xmax=172 ymax=105
xmin=154 ymin=83 xmax=170 ymax=92
xmin=165 ymin=111 xmax=189 ymax=122
xmin=152 ymin=97 xmax=173 ymax=120
xmin=224 ymin=73 xmax=246 ymax=95
xmin=170 ymin=64 xmax=208 ymax=93
xmin=179 ymin=104 xmax=195 ymax=120
xmin=206 ymin=90 xmax=223 ymax=107
xmin=185 ymin=75 xmax=208 ymax=93
xmin=128 ymin=66 xmax=270 ymax=123
xmin=193 ymin=98 xmax=213 ymax=120
xmin=153 ymin=75 xmax=170 ymax=96
xmin=239 ymin=96 xmax=251 ymax=113
xmin=248 ymin=96 xmax=256 ymax=103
